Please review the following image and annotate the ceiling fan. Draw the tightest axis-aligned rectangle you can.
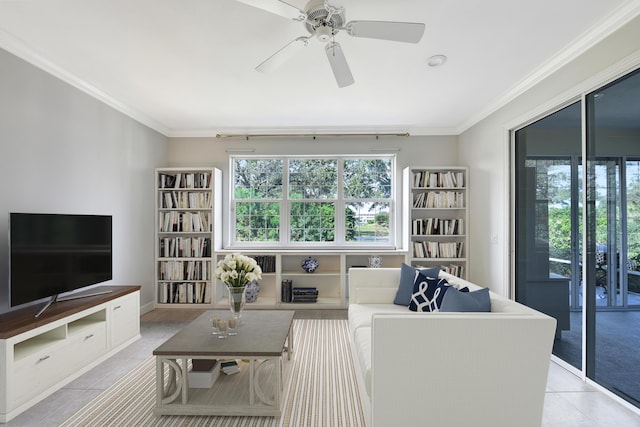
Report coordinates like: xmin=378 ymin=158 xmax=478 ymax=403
xmin=233 ymin=0 xmax=426 ymax=87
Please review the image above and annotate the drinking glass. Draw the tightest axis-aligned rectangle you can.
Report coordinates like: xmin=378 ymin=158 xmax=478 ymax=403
xmin=210 ymin=316 xmax=221 ymax=336
xmin=228 ymin=317 xmax=238 ymax=336
xmin=217 ymin=319 xmax=228 ymax=339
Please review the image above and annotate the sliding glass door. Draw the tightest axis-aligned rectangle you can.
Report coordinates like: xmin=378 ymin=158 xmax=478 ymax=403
xmin=586 ymin=70 xmax=640 ymax=405
xmin=514 ymin=67 xmax=640 ymax=408
xmin=514 ymin=102 xmax=582 ymax=370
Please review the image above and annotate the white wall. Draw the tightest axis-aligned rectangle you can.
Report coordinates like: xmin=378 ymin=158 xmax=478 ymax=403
xmin=167 ymin=134 xmax=460 ymax=250
xmin=458 ymin=15 xmax=640 ymax=296
xmin=0 ymin=48 xmax=168 ymax=314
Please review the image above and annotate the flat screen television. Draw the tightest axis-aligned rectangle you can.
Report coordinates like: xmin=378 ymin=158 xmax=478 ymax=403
xmin=9 ymin=213 xmax=113 ymax=316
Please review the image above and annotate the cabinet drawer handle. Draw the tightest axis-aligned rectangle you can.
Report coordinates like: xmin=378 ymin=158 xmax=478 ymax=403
xmin=113 ymin=305 xmax=122 ymax=310
xmin=38 ymin=355 xmax=50 ymax=363
xmin=85 ymin=334 xmax=94 ymax=340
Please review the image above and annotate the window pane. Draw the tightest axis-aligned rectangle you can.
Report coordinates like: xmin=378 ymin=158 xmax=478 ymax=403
xmin=343 ymin=158 xmax=392 ymax=199
xmin=234 ymin=159 xmax=283 ymax=199
xmin=288 ymin=159 xmax=337 ymax=199
xmin=345 ymin=202 xmax=390 ymax=243
xmin=290 ymin=202 xmax=335 ymax=242
xmin=235 ymin=202 xmax=280 ymax=242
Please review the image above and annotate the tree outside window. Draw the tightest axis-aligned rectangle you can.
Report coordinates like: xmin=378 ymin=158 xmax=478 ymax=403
xmin=231 ymin=155 xmax=394 ymax=246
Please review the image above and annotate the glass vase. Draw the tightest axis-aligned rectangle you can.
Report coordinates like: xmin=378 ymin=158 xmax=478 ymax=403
xmin=226 ymin=284 xmax=246 ymax=325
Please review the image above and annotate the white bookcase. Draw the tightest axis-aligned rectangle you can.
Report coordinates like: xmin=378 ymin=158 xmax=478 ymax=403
xmin=404 ymin=166 xmax=469 ymax=278
xmin=155 ymin=167 xmax=222 ymax=307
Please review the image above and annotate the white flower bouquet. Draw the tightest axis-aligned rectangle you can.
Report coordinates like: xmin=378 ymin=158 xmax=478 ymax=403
xmin=215 ymin=253 xmax=263 ymax=288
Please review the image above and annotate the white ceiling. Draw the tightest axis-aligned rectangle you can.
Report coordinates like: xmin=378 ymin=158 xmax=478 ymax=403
xmin=0 ymin=0 xmax=638 ymax=137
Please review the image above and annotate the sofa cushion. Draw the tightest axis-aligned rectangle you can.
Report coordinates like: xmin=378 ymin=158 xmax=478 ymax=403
xmin=440 ymin=287 xmax=491 ymax=312
xmin=393 ymin=263 xmax=441 ymax=306
xmin=355 ymin=287 xmax=398 ymax=304
xmin=348 ymin=303 xmax=410 ymax=337
xmin=408 ymin=273 xmax=453 ymax=312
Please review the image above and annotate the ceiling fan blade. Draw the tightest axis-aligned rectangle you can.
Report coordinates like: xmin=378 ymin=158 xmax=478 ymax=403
xmin=256 ymin=37 xmax=309 ymax=73
xmin=325 ymin=42 xmax=354 ymax=88
xmin=233 ymin=0 xmax=307 ymax=21
xmin=345 ymin=20 xmax=425 ymax=43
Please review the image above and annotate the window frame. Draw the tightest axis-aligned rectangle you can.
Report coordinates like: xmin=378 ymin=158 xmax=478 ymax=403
xmin=228 ymin=154 xmax=396 ymax=249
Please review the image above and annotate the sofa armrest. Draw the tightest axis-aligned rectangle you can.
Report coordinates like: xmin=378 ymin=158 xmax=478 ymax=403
xmin=369 ymin=312 xmax=556 ymax=427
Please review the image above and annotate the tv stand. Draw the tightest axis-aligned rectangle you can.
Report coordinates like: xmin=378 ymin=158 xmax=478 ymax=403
xmin=0 ymin=285 xmax=140 ymax=423
xmin=35 ymin=294 xmax=58 ymax=318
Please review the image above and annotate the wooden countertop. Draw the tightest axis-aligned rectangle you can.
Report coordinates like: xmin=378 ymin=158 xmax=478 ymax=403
xmin=0 ymin=285 xmax=140 ymax=339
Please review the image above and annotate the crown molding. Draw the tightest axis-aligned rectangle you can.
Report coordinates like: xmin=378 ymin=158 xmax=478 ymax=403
xmin=0 ymin=28 xmax=170 ymax=137
xmin=456 ymin=0 xmax=640 ymax=134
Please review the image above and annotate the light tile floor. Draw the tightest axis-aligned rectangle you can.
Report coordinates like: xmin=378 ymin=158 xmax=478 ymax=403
xmin=5 ymin=309 xmax=640 ymax=426
xmin=543 ymin=362 xmax=640 ymax=426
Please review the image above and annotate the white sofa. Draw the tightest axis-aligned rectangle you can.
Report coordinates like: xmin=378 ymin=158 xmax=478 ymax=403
xmin=348 ymin=267 xmax=557 ymax=427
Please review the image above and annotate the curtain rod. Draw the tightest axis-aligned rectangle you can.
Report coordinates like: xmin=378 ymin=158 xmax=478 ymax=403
xmin=216 ymin=132 xmax=410 ymax=140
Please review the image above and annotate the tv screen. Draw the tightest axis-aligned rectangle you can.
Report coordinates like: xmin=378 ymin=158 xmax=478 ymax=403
xmin=9 ymin=213 xmax=113 ymax=307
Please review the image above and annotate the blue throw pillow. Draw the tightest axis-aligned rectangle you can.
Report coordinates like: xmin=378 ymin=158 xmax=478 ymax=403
xmin=440 ymin=287 xmax=491 ymax=312
xmin=394 ymin=263 xmax=441 ymax=306
xmin=408 ymin=272 xmax=451 ymax=312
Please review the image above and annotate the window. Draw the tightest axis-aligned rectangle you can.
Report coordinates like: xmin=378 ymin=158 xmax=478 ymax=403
xmin=231 ymin=155 xmax=395 ymax=247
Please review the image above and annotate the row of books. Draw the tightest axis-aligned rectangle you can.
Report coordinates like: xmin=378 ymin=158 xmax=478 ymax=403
xmin=159 ymin=260 xmax=209 ymax=281
xmin=441 ymin=264 xmax=465 ymax=277
xmin=158 ymin=172 xmax=211 ymax=189
xmin=412 ymin=218 xmax=464 ymax=236
xmin=159 ymin=237 xmax=211 ymax=258
xmin=159 ymin=211 xmax=212 ymax=233
xmin=292 ymin=287 xmax=319 ymax=303
xmin=159 ymin=282 xmax=210 ymax=304
xmin=412 ymin=171 xmax=464 ymax=189
xmin=160 ymin=191 xmax=212 ymax=209
xmin=254 ymin=255 xmax=276 ymax=273
xmin=413 ymin=191 xmax=464 ymax=209
xmin=281 ymin=281 xmax=319 ymax=303
xmin=413 ymin=241 xmax=464 ymax=259
xmin=414 ymin=264 xmax=465 ymax=278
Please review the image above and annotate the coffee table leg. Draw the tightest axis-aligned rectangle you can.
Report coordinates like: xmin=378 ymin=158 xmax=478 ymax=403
xmin=181 ymin=357 xmax=189 ymax=404
xmin=249 ymin=359 xmax=255 ymax=405
xmin=285 ymin=324 xmax=293 ymax=361
xmin=155 ymin=357 xmax=163 ymax=407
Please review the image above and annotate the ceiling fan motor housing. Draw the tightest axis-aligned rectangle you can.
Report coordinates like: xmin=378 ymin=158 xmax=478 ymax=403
xmin=304 ymin=0 xmax=345 ymax=41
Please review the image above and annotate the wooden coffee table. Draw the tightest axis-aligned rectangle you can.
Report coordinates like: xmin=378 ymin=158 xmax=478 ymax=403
xmin=153 ymin=310 xmax=294 ymax=417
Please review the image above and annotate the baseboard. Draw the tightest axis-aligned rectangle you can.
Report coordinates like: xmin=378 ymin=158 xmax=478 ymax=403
xmin=140 ymin=301 xmax=155 ymax=315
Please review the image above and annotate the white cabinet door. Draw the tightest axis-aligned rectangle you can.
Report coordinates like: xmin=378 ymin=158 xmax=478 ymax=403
xmin=110 ymin=292 xmax=140 ymax=349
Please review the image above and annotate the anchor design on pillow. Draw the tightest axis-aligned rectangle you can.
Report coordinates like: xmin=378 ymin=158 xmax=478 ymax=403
xmin=410 ymin=279 xmax=444 ymax=312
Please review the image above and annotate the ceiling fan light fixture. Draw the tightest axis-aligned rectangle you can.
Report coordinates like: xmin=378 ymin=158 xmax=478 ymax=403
xmin=315 ymin=25 xmax=333 ymax=42
xmin=427 ymin=54 xmax=447 ymax=67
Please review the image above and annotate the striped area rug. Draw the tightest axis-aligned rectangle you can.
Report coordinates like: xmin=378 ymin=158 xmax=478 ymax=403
xmin=60 ymin=319 xmax=364 ymax=427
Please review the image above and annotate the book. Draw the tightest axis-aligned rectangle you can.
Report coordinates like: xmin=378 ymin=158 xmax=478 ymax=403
xmin=221 ymin=360 xmax=240 ymax=375
xmin=281 ymin=280 xmax=292 ymax=302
